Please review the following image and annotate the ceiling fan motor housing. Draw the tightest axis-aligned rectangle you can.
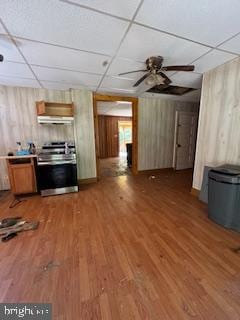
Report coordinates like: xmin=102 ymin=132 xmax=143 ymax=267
xmin=146 ymin=56 xmax=163 ymax=71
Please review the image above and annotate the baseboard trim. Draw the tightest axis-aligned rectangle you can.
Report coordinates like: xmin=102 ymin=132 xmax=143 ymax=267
xmin=191 ymin=187 xmax=200 ymax=197
xmin=138 ymin=168 xmax=174 ymax=175
xmin=78 ymin=177 xmax=98 ymax=185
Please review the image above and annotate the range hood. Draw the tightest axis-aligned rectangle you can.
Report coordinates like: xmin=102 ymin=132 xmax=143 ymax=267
xmin=37 ymin=116 xmax=74 ymax=125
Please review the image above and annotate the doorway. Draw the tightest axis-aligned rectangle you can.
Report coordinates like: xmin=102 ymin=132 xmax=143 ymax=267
xmin=93 ymin=94 xmax=138 ymax=179
xmin=97 ymin=103 xmax=132 ymax=177
xmin=173 ymin=111 xmax=198 ymax=170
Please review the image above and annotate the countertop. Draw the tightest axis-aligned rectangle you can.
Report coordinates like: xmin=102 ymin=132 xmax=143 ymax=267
xmin=0 ymin=154 xmax=37 ymax=160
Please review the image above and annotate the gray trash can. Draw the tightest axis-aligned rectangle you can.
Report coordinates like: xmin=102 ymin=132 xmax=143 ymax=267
xmin=208 ymin=164 xmax=240 ymax=232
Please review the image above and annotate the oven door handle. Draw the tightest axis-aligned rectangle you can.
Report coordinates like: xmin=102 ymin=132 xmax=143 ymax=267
xmin=37 ymin=160 xmax=77 ymax=166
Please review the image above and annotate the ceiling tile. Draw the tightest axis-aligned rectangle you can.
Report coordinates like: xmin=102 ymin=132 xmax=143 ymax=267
xmin=0 ymin=75 xmax=40 ymax=88
xmin=64 ymin=0 xmax=141 ymax=19
xmin=135 ymin=0 xmax=240 ymax=46
xmin=41 ymin=80 xmax=97 ymax=91
xmin=0 ymin=0 xmax=129 ymax=55
xmin=170 ymin=72 xmax=202 ymax=89
xmin=0 ymin=61 xmax=34 ymax=78
xmin=32 ymin=66 xmax=102 ymax=86
xmin=219 ymin=33 xmax=240 ymax=54
xmin=100 ymin=76 xmax=137 ymax=90
xmin=118 ymin=24 xmax=210 ymax=64
xmin=19 ymin=39 xmax=109 ymax=74
xmin=107 ymin=58 xmax=146 ymax=80
xmin=0 ymin=23 xmax=6 ymax=34
xmin=0 ymin=35 xmax=25 ymax=63
xmin=193 ymin=50 xmax=237 ymax=73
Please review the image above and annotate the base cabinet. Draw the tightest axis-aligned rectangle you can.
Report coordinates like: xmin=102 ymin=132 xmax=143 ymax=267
xmin=7 ymin=158 xmax=37 ymax=195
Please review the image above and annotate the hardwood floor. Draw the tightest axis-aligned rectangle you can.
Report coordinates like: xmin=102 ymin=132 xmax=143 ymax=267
xmin=99 ymin=157 xmax=131 ymax=177
xmin=0 ymin=170 xmax=240 ymax=320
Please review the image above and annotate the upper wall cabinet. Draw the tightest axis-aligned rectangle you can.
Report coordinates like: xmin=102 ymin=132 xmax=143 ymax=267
xmin=36 ymin=101 xmax=74 ymax=124
xmin=36 ymin=101 xmax=74 ymax=117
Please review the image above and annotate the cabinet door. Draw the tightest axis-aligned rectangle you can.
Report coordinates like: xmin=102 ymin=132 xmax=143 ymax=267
xmin=10 ymin=164 xmax=36 ymax=194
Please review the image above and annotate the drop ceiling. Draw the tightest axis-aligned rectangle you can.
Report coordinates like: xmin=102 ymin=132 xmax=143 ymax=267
xmin=0 ymin=0 xmax=239 ymax=102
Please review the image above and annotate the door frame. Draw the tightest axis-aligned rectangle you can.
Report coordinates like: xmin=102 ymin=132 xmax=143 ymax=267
xmin=173 ymin=111 xmax=198 ymax=170
xmin=93 ymin=93 xmax=138 ymax=178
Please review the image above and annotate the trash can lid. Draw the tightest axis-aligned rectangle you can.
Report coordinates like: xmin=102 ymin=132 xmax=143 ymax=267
xmin=209 ymin=164 xmax=240 ymax=184
xmin=211 ymin=164 xmax=240 ymax=176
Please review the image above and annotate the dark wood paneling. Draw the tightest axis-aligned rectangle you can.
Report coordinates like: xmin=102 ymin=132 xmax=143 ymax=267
xmin=98 ymin=115 xmax=132 ymax=158
xmin=98 ymin=115 xmax=107 ymax=158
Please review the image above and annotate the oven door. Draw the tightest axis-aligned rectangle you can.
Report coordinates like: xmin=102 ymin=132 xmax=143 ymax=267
xmin=37 ymin=161 xmax=78 ymax=196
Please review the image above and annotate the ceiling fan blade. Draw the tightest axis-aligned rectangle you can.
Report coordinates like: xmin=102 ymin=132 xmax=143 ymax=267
xmin=158 ymin=72 xmax=172 ymax=85
xmin=133 ymin=73 xmax=150 ymax=87
xmin=162 ymin=65 xmax=195 ymax=72
xmin=118 ymin=70 xmax=147 ymax=76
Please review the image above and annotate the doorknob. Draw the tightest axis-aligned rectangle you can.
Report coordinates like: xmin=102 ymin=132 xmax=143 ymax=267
xmin=177 ymin=144 xmax=181 ymax=147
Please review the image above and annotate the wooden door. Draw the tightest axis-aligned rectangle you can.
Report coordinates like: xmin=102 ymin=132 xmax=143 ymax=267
xmin=173 ymin=111 xmax=198 ymax=170
xmin=105 ymin=116 xmax=119 ymax=157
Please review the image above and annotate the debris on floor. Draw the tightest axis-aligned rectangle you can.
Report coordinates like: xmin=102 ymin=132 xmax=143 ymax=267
xmin=0 ymin=216 xmax=22 ymax=228
xmin=0 ymin=217 xmax=39 ymax=242
xmin=42 ymin=260 xmax=60 ymax=272
xmin=149 ymin=175 xmax=156 ymax=180
xmin=2 ymin=232 xmax=18 ymax=242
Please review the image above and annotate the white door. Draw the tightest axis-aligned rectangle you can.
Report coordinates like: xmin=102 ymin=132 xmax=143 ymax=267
xmin=173 ymin=111 xmax=198 ymax=170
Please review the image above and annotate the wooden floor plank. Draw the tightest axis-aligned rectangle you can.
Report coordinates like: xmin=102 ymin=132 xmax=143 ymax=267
xmin=0 ymin=170 xmax=240 ymax=319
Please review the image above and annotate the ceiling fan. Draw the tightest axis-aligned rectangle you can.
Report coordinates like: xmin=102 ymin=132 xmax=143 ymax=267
xmin=118 ymin=56 xmax=194 ymax=87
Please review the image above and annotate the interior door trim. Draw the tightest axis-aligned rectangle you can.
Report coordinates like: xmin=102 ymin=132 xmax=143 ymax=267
xmin=93 ymin=93 xmax=138 ymax=179
xmin=173 ymin=111 xmax=198 ymax=170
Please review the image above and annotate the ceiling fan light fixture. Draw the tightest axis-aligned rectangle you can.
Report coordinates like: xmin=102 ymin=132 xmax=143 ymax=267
xmin=145 ymin=74 xmax=165 ymax=86
xmin=145 ymin=74 xmax=155 ymax=86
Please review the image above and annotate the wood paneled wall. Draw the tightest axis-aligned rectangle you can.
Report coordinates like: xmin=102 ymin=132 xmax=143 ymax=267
xmin=98 ymin=115 xmax=132 ymax=158
xmin=138 ymin=97 xmax=199 ymax=171
xmin=0 ymin=86 xmax=96 ymax=190
xmin=193 ymin=57 xmax=240 ymax=190
xmin=72 ymin=89 xmax=96 ymax=180
xmin=0 ymin=84 xmax=201 ymax=190
xmin=0 ymin=86 xmax=73 ymax=190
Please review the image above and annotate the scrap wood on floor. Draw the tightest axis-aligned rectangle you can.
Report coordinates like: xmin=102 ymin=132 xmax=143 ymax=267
xmin=0 ymin=216 xmax=39 ymax=242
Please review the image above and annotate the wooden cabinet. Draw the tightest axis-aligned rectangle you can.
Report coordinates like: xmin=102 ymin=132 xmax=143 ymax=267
xmin=7 ymin=158 xmax=37 ymax=195
xmin=36 ymin=101 xmax=74 ymax=117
